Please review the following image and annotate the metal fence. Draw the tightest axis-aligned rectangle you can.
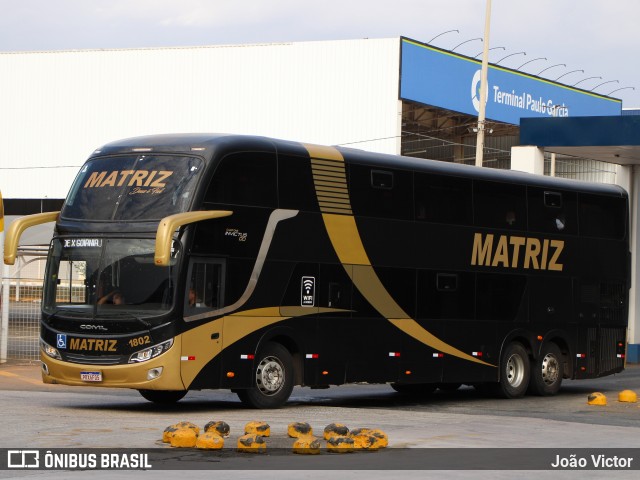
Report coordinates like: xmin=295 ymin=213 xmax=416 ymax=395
xmin=1 ymin=253 xmax=47 ymax=363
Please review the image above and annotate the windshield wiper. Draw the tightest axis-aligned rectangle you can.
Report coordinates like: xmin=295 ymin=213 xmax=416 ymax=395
xmin=107 ymin=312 xmax=153 ymax=330
xmin=45 ymin=308 xmax=90 ymax=320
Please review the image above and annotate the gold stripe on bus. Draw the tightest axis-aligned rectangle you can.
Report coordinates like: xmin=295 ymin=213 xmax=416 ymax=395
xmin=322 ymin=214 xmax=372 ymax=266
xmin=317 ymin=188 xmax=349 ymax=198
xmin=318 ymin=198 xmax=351 ymax=207
xmin=314 ymin=180 xmax=348 ymax=189
xmin=319 ymin=207 xmax=353 ymax=215
xmin=311 ymin=162 xmax=345 ymax=169
xmin=316 ymin=186 xmax=349 ymax=198
xmin=311 ymin=158 xmax=345 ymax=168
xmin=317 ymin=196 xmax=351 ymax=205
xmin=303 ymin=143 xmax=495 ymax=368
xmin=318 ymin=203 xmax=351 ymax=212
xmin=312 ymin=171 xmax=347 ymax=180
xmin=181 ymin=306 xmax=350 ymax=387
xmin=319 ymin=204 xmax=351 ymax=212
xmin=312 ymin=172 xmax=346 ymax=180
xmin=306 ymin=144 xmax=345 ymax=162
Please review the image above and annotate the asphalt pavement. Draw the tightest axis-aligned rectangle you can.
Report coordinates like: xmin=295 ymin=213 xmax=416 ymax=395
xmin=1 ymin=360 xmax=639 ymax=479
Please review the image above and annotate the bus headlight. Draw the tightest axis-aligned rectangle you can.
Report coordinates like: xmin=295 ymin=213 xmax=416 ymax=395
xmin=41 ymin=340 xmax=62 ymax=360
xmin=128 ymin=339 xmax=174 ymax=364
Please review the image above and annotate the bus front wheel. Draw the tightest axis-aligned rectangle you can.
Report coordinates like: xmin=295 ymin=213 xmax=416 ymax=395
xmin=496 ymin=342 xmax=530 ymax=399
xmin=138 ymin=389 xmax=187 ymax=404
xmin=529 ymin=342 xmax=563 ymax=396
xmin=236 ymin=342 xmax=294 ymax=409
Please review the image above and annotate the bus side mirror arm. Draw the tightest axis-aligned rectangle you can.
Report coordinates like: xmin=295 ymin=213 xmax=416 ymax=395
xmin=3 ymin=211 xmax=60 ymax=265
xmin=154 ymin=210 xmax=233 ymax=266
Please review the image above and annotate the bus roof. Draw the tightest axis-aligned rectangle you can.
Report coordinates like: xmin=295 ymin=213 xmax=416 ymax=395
xmin=90 ymin=133 xmax=626 ymax=198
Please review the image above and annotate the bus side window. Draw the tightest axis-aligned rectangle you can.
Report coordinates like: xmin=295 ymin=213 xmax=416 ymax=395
xmin=474 ymin=180 xmax=526 ymax=230
xmin=349 ymin=165 xmax=413 ymax=220
xmin=527 ymin=187 xmax=577 ymax=235
xmin=414 ymin=173 xmax=472 ymax=224
xmin=187 ymin=261 xmax=224 ymax=310
xmin=579 ymin=193 xmax=627 ymax=239
xmin=417 ymin=270 xmax=474 ymax=320
xmin=205 ymin=152 xmax=277 ymax=208
xmin=328 ymin=282 xmax=344 ymax=308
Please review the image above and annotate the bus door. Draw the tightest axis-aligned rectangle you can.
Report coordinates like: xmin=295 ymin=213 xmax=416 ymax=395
xmin=180 ymin=258 xmax=225 ymax=388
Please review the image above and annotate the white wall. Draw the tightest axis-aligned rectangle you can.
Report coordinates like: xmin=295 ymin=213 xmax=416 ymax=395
xmin=0 ymin=38 xmax=401 ymax=199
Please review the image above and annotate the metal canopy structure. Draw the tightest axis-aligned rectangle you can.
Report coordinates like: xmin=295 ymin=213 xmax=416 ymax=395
xmin=520 ymin=115 xmax=640 ymax=165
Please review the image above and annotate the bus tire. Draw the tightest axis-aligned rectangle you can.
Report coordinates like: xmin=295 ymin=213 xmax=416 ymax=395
xmin=138 ymin=389 xmax=187 ymax=404
xmin=496 ymin=342 xmax=530 ymax=399
xmin=390 ymin=383 xmax=437 ymax=395
xmin=529 ymin=342 xmax=563 ymax=396
xmin=236 ymin=342 xmax=294 ymax=409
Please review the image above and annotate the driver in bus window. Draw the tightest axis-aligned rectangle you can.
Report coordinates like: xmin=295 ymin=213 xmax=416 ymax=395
xmin=188 ymin=288 xmax=198 ymax=307
xmin=98 ymin=290 xmax=125 ymax=305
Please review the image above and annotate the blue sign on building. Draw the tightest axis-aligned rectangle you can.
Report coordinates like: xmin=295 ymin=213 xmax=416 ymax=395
xmin=400 ymin=38 xmax=621 ymax=125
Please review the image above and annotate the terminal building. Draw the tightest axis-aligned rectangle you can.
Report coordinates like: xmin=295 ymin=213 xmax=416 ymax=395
xmin=1 ymin=36 xmax=639 ymax=361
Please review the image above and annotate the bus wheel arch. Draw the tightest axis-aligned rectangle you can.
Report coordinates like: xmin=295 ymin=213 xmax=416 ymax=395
xmin=256 ymin=330 xmax=304 ymax=385
xmin=236 ymin=340 xmax=295 ymax=409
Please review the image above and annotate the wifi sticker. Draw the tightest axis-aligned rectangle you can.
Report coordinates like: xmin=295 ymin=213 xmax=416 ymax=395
xmin=301 ymin=276 xmax=316 ymax=307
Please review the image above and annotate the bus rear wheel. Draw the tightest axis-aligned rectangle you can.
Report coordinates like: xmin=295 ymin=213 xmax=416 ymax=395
xmin=138 ymin=389 xmax=187 ymax=404
xmin=496 ymin=342 xmax=530 ymax=398
xmin=529 ymin=343 xmax=563 ymax=396
xmin=236 ymin=342 xmax=294 ymax=409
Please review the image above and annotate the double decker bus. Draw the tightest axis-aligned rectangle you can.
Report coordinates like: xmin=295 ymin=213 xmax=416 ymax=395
xmin=4 ymin=134 xmax=629 ymax=408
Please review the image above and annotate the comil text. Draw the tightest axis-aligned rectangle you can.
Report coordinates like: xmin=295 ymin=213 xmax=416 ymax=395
xmin=471 ymin=233 xmax=564 ymax=271
xmin=83 ymin=170 xmax=173 ymax=189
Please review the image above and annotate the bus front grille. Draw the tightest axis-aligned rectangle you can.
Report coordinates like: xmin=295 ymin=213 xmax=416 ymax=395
xmin=63 ymin=353 xmax=125 ymax=365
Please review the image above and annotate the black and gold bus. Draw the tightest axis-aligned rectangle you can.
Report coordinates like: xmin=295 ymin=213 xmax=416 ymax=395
xmin=4 ymin=134 xmax=629 ymax=408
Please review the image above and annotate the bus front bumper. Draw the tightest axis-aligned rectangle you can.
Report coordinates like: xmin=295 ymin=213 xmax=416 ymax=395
xmin=40 ymin=341 xmax=185 ymax=391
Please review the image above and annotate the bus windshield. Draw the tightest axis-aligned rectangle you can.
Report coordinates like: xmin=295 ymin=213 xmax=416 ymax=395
xmin=61 ymin=154 xmax=203 ymax=221
xmin=43 ymin=237 xmax=179 ymax=320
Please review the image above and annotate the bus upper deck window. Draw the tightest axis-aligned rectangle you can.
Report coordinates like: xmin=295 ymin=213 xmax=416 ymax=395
xmin=371 ymin=170 xmax=393 ymax=189
xmin=544 ymin=191 xmax=563 ymax=208
xmin=436 ymin=273 xmax=458 ymax=292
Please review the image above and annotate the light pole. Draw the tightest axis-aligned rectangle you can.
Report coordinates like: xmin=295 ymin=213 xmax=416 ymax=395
xmin=475 ymin=0 xmax=492 ymax=168
xmin=554 ymin=69 xmax=584 ymax=82
xmin=517 ymin=57 xmax=546 ymax=70
xmin=428 ymin=29 xmax=459 ymax=44
xmin=590 ymin=80 xmax=618 ymax=92
xmin=537 ymin=64 xmax=566 ymax=76
xmin=607 ymin=86 xmax=635 ymax=96
xmin=496 ymin=51 xmax=526 ymax=65
xmin=572 ymin=76 xmax=601 ymax=87
xmin=452 ymin=37 xmax=482 ymax=52
xmin=474 ymin=46 xmax=504 ymax=58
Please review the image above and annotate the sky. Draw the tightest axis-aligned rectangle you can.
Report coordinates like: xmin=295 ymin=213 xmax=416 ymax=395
xmin=1 ymin=0 xmax=639 ymax=107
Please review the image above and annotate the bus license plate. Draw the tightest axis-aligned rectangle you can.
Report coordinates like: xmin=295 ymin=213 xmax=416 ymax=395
xmin=80 ymin=371 xmax=102 ymax=382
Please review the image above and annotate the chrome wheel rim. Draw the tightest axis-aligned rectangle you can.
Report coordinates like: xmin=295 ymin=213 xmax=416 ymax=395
xmin=256 ymin=356 xmax=285 ymax=395
xmin=541 ymin=353 xmax=560 ymax=386
xmin=505 ymin=353 xmax=526 ymax=388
